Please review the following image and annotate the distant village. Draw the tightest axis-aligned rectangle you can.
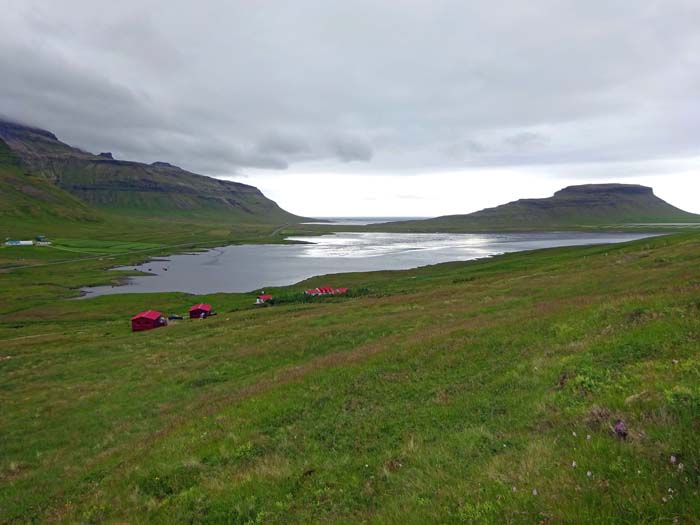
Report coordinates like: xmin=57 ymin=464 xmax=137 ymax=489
xmin=133 ymin=287 xmax=350 ymax=331
xmin=4 ymin=235 xmax=52 ymax=246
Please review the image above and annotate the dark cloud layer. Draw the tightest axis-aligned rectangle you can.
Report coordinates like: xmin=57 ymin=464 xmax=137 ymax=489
xmin=1 ymin=0 xmax=699 ymax=176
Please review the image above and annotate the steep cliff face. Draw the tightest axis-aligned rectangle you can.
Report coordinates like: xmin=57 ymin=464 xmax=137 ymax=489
xmin=0 ymin=138 xmax=100 ymax=226
xmin=554 ymin=184 xmax=654 ymax=198
xmin=0 ymin=120 xmax=304 ymax=223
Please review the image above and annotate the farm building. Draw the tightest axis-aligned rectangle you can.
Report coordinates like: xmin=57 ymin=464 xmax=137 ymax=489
xmin=4 ymin=240 xmax=34 ymax=246
xmin=189 ymin=303 xmax=213 ymax=319
xmin=256 ymin=294 xmax=273 ymax=305
xmin=305 ymin=286 xmax=349 ymax=296
xmin=131 ymin=310 xmax=167 ymax=332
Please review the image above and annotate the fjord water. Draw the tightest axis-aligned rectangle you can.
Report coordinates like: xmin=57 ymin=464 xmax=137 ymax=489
xmin=82 ymin=231 xmax=657 ymax=297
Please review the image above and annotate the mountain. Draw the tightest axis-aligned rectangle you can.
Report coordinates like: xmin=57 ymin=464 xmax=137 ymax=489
xmin=377 ymin=184 xmax=700 ymax=232
xmin=0 ymin=137 xmax=102 ymax=230
xmin=0 ymin=120 xmax=304 ymax=224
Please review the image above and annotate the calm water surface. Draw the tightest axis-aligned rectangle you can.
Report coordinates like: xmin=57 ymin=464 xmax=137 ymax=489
xmin=81 ymin=231 xmax=657 ymax=297
xmin=301 ymin=217 xmax=427 ymax=226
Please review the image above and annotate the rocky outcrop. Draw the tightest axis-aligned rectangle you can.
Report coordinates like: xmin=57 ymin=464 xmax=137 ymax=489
xmin=0 ymin=120 xmax=58 ymax=141
xmin=554 ymin=184 xmax=654 ymax=198
xmin=151 ymin=161 xmax=178 ymax=169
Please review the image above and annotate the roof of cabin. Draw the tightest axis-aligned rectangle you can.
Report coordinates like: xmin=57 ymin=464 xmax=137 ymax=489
xmin=131 ymin=310 xmax=162 ymax=321
xmin=189 ymin=303 xmax=212 ymax=312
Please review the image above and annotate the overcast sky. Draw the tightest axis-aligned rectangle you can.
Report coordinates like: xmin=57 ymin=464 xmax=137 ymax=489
xmin=1 ymin=0 xmax=699 ymax=216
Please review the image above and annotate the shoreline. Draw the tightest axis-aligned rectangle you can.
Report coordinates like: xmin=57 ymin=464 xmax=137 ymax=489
xmin=76 ymin=230 xmax=663 ymax=299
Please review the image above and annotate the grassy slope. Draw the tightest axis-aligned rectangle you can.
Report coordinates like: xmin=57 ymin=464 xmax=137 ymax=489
xmin=0 ymin=139 xmax=103 ymax=234
xmin=1 ymin=232 xmax=700 ymax=523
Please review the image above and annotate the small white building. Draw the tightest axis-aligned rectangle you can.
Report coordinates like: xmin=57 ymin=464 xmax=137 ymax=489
xmin=4 ymin=240 xmax=34 ymax=246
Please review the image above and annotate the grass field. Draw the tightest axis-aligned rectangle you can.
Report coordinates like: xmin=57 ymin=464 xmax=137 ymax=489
xmin=1 ymin=230 xmax=700 ymax=523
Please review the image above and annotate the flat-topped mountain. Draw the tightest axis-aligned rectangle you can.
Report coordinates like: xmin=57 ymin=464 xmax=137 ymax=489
xmin=377 ymin=183 xmax=700 ymax=232
xmin=0 ymin=119 xmax=303 ymax=224
xmin=467 ymin=184 xmax=697 ymax=224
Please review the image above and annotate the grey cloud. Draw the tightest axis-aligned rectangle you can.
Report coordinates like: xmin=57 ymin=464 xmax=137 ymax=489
xmin=444 ymin=139 xmax=487 ymax=160
xmin=330 ymin=137 xmax=374 ymax=163
xmin=256 ymin=133 xmax=310 ymax=156
xmin=504 ymin=132 xmax=550 ymax=149
xmin=0 ymin=0 xmax=699 ymax=177
xmin=24 ymin=9 xmax=185 ymax=72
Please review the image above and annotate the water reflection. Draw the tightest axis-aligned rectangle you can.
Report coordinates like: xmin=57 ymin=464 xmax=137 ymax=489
xmin=81 ymin=231 xmax=657 ymax=297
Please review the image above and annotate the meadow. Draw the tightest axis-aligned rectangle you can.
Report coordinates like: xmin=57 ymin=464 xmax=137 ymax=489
xmin=1 ymin=231 xmax=700 ymax=523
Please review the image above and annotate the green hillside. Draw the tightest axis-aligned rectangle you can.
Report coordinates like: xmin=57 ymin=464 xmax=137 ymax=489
xmin=2 ymin=231 xmax=700 ymax=522
xmin=0 ymin=138 xmax=104 ymax=236
xmin=375 ymin=184 xmax=700 ymax=232
xmin=0 ymin=120 xmax=305 ymax=224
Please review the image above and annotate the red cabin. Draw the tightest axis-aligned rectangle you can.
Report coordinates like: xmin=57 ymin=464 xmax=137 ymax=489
xmin=189 ymin=303 xmax=212 ymax=319
xmin=131 ymin=310 xmax=166 ymax=332
xmin=256 ymin=294 xmax=273 ymax=305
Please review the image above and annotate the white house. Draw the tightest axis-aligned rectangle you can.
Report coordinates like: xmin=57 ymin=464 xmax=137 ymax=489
xmin=4 ymin=240 xmax=34 ymax=246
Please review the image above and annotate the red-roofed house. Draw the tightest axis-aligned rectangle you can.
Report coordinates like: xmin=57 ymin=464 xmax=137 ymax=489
xmin=256 ymin=294 xmax=273 ymax=305
xmin=131 ymin=310 xmax=166 ymax=332
xmin=189 ymin=303 xmax=212 ymax=319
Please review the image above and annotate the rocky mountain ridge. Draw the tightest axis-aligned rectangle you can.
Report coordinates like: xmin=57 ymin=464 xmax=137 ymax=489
xmin=0 ymin=119 xmax=303 ymax=223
